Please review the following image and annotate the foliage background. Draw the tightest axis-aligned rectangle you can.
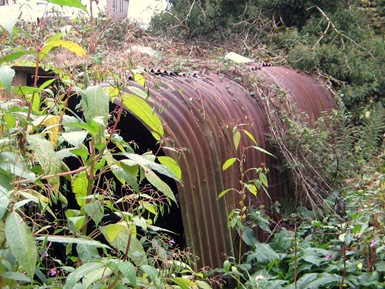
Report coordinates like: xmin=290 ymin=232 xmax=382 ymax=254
xmin=1 ymin=0 xmax=385 ymax=288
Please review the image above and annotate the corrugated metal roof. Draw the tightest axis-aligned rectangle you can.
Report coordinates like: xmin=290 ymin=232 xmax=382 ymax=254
xmin=11 ymin=64 xmax=335 ymax=270
xmin=119 ymin=63 xmax=335 ymax=269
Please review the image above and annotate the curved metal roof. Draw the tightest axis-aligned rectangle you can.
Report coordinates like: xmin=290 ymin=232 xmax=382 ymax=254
xmin=121 ymin=64 xmax=335 ymax=269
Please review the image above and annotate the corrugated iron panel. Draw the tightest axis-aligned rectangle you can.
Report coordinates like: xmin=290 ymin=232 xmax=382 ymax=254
xmin=119 ymin=64 xmax=335 ymax=269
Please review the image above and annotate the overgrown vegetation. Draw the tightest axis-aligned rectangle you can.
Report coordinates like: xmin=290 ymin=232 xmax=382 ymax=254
xmin=149 ymin=0 xmax=385 ymax=288
xmin=0 ymin=0 xmax=385 ymax=288
xmin=0 ymin=1 xmax=213 ymax=288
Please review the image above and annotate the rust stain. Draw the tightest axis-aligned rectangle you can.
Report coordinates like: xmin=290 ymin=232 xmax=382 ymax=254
xmin=119 ymin=64 xmax=335 ymax=269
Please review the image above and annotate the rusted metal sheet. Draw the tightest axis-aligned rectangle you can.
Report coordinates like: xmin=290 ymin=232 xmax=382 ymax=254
xmin=120 ymin=64 xmax=335 ymax=269
xmin=11 ymin=63 xmax=335 ymax=270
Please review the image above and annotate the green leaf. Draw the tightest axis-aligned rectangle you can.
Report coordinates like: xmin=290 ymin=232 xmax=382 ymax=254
xmin=158 ymin=156 xmax=182 ymax=180
xmin=72 ymin=171 xmax=88 ymax=207
xmin=63 ymin=262 xmax=105 ymax=289
xmin=36 ymin=235 xmax=110 ymax=249
xmin=2 ymin=112 xmax=16 ymax=128
xmin=141 ymin=264 xmax=159 ymax=283
xmin=217 ymin=188 xmax=234 ymax=199
xmin=233 ymin=129 xmax=241 ymax=150
xmin=306 ymin=273 xmax=341 ymax=288
xmin=82 ymin=266 xmax=113 ymax=288
xmin=12 ymin=86 xmax=41 ymax=95
xmin=78 ymin=85 xmax=109 ymax=124
xmin=100 ymin=223 xmax=147 ymax=265
xmin=375 ymin=261 xmax=385 ymax=272
xmin=0 ymin=65 xmax=15 ymax=96
xmin=5 ymin=211 xmax=37 ymax=277
xmin=222 ymin=157 xmax=237 ymax=171
xmin=171 ymin=277 xmax=196 ymax=289
xmin=196 ymin=280 xmax=213 ymax=289
xmin=76 ymin=243 xmax=100 ymax=262
xmin=259 ymin=172 xmax=268 ymax=187
xmin=0 ymin=51 xmax=36 ymax=65
xmin=110 ymin=161 xmax=140 ymax=193
xmin=244 ymin=183 xmax=257 ymax=196
xmin=122 ymin=153 xmax=179 ymax=182
xmin=27 ymin=134 xmax=61 ymax=175
xmin=101 ymin=223 xmax=126 ymax=244
xmin=243 ymin=129 xmax=258 ymax=145
xmin=61 ymin=131 xmax=88 ymax=147
xmin=40 ymin=40 xmax=86 ymax=60
xmin=133 ymin=74 xmax=146 ymax=87
xmin=84 ymin=201 xmax=104 ymax=226
xmin=118 ymin=93 xmax=164 ymax=140
xmin=302 ymin=255 xmax=322 ymax=267
xmin=117 ymin=261 xmax=137 ymax=287
xmin=0 ymin=174 xmax=12 ymax=219
xmin=248 ymin=243 xmax=279 ymax=264
xmin=251 ymin=146 xmax=276 ymax=158
xmin=0 ymin=271 xmax=31 ymax=282
xmin=144 ymin=167 xmax=177 ymax=203
xmin=127 ymin=85 xmax=149 ymax=100
xmin=46 ymin=0 xmax=88 ymax=12
xmin=0 ymin=152 xmax=35 ymax=181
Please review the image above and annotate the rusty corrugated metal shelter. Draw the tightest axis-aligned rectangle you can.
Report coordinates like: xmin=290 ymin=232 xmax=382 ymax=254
xmin=11 ymin=63 xmax=335 ymax=270
xmin=118 ymin=63 xmax=335 ymax=269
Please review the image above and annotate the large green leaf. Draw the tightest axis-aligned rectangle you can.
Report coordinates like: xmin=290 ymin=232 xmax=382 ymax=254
xmin=0 ymin=152 xmax=35 ymax=181
xmin=36 ymin=235 xmax=110 ymax=249
xmin=27 ymin=134 xmax=61 ymax=175
xmin=144 ymin=167 xmax=177 ymax=203
xmin=110 ymin=162 xmax=140 ymax=193
xmin=119 ymin=93 xmax=164 ymax=140
xmin=171 ymin=277 xmax=197 ymax=289
xmin=0 ymin=272 xmax=31 ymax=282
xmin=60 ymin=130 xmax=88 ymax=147
xmin=0 ymin=65 xmax=15 ymax=96
xmin=76 ymin=243 xmax=100 ymax=262
xmin=117 ymin=261 xmax=137 ymax=287
xmin=40 ymin=40 xmax=86 ymax=61
xmin=122 ymin=153 xmax=179 ymax=182
xmin=46 ymin=0 xmax=87 ymax=12
xmin=0 ymin=51 xmax=36 ymax=65
xmin=63 ymin=262 xmax=105 ymax=289
xmin=5 ymin=211 xmax=37 ymax=277
xmin=306 ymin=273 xmax=341 ymax=288
xmin=72 ymin=171 xmax=88 ymax=207
xmin=140 ymin=264 xmax=159 ymax=283
xmin=100 ymin=223 xmax=147 ymax=265
xmin=0 ymin=174 xmax=12 ymax=219
xmin=84 ymin=201 xmax=104 ymax=226
xmin=79 ymin=86 xmax=109 ymax=124
xmin=247 ymin=243 xmax=280 ymax=264
xmin=158 ymin=156 xmax=182 ymax=180
xmin=82 ymin=266 xmax=113 ymax=288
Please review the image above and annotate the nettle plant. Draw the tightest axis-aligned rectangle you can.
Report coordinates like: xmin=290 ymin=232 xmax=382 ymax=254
xmin=0 ymin=2 xmax=212 ymax=288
